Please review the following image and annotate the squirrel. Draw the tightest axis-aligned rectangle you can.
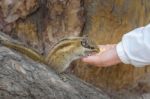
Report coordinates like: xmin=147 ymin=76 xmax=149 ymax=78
xmin=0 ymin=31 xmax=100 ymax=73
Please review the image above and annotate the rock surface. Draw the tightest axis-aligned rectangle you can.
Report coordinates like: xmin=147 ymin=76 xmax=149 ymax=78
xmin=0 ymin=46 xmax=110 ymax=99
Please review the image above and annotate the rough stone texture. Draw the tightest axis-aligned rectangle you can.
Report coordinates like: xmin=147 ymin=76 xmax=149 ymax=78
xmin=0 ymin=0 xmax=38 ymax=23
xmin=0 ymin=46 xmax=110 ymax=99
xmin=0 ymin=0 xmax=38 ymax=33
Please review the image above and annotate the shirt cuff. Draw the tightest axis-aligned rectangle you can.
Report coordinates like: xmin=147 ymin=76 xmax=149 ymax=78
xmin=116 ymin=42 xmax=130 ymax=64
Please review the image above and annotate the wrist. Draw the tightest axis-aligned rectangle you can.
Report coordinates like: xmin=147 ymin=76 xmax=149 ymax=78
xmin=100 ymin=45 xmax=122 ymax=66
xmin=116 ymin=42 xmax=130 ymax=64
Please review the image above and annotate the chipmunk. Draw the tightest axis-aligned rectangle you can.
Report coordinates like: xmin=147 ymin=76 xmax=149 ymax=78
xmin=0 ymin=31 xmax=100 ymax=73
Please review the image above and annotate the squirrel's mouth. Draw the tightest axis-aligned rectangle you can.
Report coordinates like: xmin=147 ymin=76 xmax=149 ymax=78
xmin=88 ymin=47 xmax=100 ymax=53
xmin=84 ymin=49 xmax=99 ymax=57
xmin=93 ymin=47 xmax=100 ymax=53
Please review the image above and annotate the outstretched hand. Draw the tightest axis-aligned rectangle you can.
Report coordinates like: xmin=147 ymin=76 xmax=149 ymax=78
xmin=82 ymin=44 xmax=122 ymax=67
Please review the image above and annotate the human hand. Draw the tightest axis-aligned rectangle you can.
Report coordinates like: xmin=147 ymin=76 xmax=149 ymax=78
xmin=82 ymin=44 xmax=122 ymax=67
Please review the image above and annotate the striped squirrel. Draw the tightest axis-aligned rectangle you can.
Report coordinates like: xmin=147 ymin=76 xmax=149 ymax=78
xmin=0 ymin=31 xmax=100 ymax=73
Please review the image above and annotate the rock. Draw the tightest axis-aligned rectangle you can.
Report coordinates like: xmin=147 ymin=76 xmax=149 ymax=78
xmin=0 ymin=46 xmax=109 ymax=99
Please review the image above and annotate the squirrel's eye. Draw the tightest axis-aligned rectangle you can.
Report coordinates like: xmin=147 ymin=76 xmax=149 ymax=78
xmin=81 ymin=38 xmax=96 ymax=49
xmin=81 ymin=37 xmax=89 ymax=47
xmin=81 ymin=41 xmax=86 ymax=47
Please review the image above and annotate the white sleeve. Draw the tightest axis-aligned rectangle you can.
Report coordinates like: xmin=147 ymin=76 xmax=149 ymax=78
xmin=116 ymin=24 xmax=150 ymax=67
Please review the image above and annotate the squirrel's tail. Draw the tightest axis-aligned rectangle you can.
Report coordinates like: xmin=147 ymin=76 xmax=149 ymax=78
xmin=0 ymin=31 xmax=46 ymax=64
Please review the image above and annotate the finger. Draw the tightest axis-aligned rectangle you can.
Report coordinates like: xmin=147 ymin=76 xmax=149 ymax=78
xmin=82 ymin=55 xmax=101 ymax=66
